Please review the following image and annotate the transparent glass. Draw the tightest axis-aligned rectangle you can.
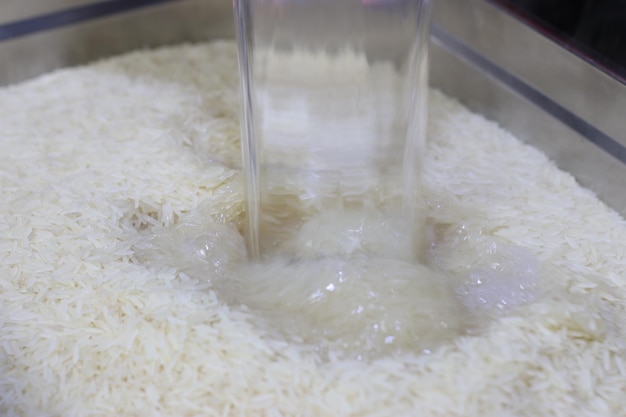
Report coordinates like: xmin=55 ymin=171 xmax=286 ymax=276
xmin=234 ymin=0 xmax=433 ymax=260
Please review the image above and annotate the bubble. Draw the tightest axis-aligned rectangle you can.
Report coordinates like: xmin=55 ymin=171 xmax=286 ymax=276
xmin=429 ymin=223 xmax=539 ymax=315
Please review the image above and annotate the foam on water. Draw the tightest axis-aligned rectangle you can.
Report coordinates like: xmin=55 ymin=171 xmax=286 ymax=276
xmin=428 ymin=223 xmax=539 ymax=316
xmin=134 ymin=206 xmax=540 ymax=361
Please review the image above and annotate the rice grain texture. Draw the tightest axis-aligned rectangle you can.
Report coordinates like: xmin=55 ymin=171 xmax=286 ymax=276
xmin=1 ymin=41 xmax=626 ymax=417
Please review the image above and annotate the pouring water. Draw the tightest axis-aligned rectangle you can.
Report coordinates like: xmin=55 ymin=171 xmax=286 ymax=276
xmin=233 ymin=0 xmax=433 ymax=261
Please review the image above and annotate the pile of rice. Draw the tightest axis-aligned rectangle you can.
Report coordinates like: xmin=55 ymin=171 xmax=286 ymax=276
xmin=1 ymin=41 xmax=625 ymax=416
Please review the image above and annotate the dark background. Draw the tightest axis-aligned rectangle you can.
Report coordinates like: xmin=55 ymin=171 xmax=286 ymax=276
xmin=493 ymin=0 xmax=626 ymax=81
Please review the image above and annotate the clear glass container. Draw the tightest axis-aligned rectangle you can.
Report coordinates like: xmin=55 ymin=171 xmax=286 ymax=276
xmin=234 ymin=0 xmax=433 ymax=260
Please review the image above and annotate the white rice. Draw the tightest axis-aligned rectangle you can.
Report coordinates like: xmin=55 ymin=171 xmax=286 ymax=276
xmin=1 ymin=41 xmax=625 ymax=417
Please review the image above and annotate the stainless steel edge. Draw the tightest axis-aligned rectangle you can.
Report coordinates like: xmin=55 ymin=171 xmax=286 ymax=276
xmin=2 ymin=0 xmax=99 ymax=25
xmin=430 ymin=36 xmax=626 ymax=217
xmin=433 ymin=0 xmax=626 ymax=148
xmin=0 ymin=0 xmax=234 ymax=87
